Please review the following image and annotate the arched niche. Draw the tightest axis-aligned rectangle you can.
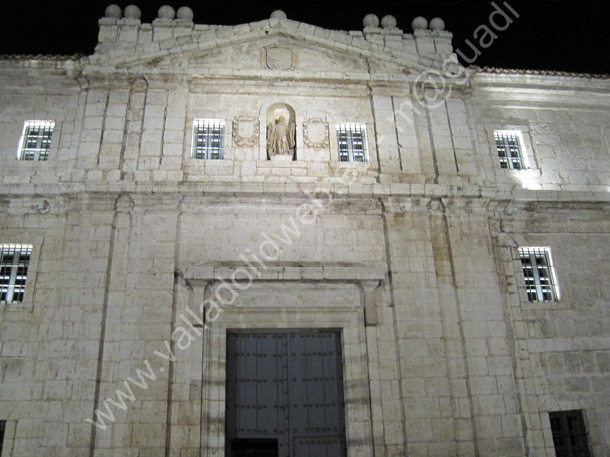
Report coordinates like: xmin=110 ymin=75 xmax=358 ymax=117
xmin=266 ymin=103 xmax=297 ymax=160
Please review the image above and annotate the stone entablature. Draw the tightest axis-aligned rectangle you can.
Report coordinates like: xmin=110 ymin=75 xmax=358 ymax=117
xmin=0 ymin=58 xmax=609 ymax=193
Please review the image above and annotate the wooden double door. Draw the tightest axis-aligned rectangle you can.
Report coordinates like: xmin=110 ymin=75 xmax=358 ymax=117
xmin=225 ymin=330 xmax=346 ymax=457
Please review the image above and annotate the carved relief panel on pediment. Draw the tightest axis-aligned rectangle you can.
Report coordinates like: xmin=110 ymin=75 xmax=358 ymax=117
xmin=263 ymin=46 xmax=296 ymax=70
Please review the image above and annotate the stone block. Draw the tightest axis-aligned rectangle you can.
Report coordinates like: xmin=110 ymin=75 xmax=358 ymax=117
xmin=415 ymin=37 xmax=435 ymax=55
xmin=136 ymin=25 xmax=153 ymax=44
xmin=297 ymin=23 xmax=317 ymax=36
xmin=329 ymin=30 xmax=352 ymax=46
xmin=133 ymin=170 xmax=151 ymax=181
xmin=564 ymin=376 xmax=590 ymax=392
xmin=197 ymin=29 xmax=218 ymax=42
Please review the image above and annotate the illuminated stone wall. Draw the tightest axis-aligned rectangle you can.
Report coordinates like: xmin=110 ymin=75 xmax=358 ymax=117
xmin=0 ymin=6 xmax=609 ymax=457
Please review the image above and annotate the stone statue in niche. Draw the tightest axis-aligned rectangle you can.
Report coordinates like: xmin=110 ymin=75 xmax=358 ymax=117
xmin=267 ymin=116 xmax=296 ymax=158
xmin=266 ymin=103 xmax=297 ymax=159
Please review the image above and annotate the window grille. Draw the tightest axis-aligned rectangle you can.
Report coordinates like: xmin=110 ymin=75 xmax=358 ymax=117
xmin=192 ymin=119 xmax=224 ymax=159
xmin=0 ymin=244 xmax=32 ymax=304
xmin=495 ymin=130 xmax=525 ymax=169
xmin=549 ymin=410 xmax=591 ymax=457
xmin=336 ymin=124 xmax=367 ymax=162
xmin=18 ymin=121 xmax=55 ymax=161
xmin=518 ymin=247 xmax=559 ymax=302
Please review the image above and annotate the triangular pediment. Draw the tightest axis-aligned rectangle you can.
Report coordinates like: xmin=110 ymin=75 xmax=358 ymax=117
xmin=86 ymin=19 xmax=435 ymax=77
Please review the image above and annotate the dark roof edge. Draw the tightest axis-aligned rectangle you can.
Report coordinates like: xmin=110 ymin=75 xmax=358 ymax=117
xmin=470 ymin=65 xmax=610 ymax=80
xmin=0 ymin=54 xmax=83 ymax=61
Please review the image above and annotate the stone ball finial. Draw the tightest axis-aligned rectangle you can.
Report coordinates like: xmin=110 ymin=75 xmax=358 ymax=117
xmin=105 ymin=4 xmax=122 ymax=18
xmin=176 ymin=6 xmax=194 ymax=21
xmin=363 ymin=14 xmax=379 ymax=28
xmin=430 ymin=17 xmax=445 ymax=31
xmin=381 ymin=15 xmax=397 ymax=29
xmin=158 ymin=5 xmax=176 ymax=19
xmin=124 ymin=5 xmax=142 ymax=19
xmin=270 ymin=10 xmax=287 ymax=19
xmin=411 ymin=16 xmax=428 ymax=31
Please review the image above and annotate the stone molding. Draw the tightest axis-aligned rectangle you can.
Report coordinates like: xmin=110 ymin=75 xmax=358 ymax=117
xmin=184 ymin=261 xmax=387 ymax=285
xmin=4 ymin=182 xmax=610 ymax=207
xmin=185 ymin=262 xmax=386 ymax=327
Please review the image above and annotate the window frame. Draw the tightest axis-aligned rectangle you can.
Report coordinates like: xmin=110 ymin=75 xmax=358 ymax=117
xmin=549 ymin=410 xmax=591 ymax=457
xmin=518 ymin=247 xmax=560 ymax=302
xmin=0 ymin=239 xmax=41 ymax=311
xmin=335 ymin=123 xmax=368 ymax=163
xmin=494 ymin=129 xmax=527 ymax=170
xmin=17 ymin=120 xmax=55 ymax=161
xmin=0 ymin=244 xmax=33 ymax=304
xmin=191 ymin=119 xmax=225 ymax=160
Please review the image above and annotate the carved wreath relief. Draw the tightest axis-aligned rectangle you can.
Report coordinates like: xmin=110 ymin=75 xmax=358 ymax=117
xmin=303 ymin=119 xmax=330 ymax=149
xmin=232 ymin=116 xmax=260 ymax=147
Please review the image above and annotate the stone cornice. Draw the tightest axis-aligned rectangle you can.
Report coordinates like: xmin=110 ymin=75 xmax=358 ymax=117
xmin=184 ymin=261 xmax=388 ymax=284
xmin=471 ymin=72 xmax=610 ymax=108
xmin=2 ymin=182 xmax=609 ymax=208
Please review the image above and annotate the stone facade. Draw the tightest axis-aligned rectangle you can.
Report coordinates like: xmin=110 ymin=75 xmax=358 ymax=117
xmin=0 ymin=6 xmax=609 ymax=457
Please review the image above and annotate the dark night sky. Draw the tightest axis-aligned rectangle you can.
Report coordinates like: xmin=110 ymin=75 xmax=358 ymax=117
xmin=1 ymin=0 xmax=609 ymax=74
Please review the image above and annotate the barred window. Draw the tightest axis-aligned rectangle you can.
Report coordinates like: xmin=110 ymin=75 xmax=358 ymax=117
xmin=495 ymin=130 xmax=525 ymax=170
xmin=336 ymin=124 xmax=367 ymax=162
xmin=192 ymin=119 xmax=224 ymax=160
xmin=519 ymin=247 xmax=559 ymax=302
xmin=18 ymin=121 xmax=55 ymax=161
xmin=549 ymin=410 xmax=591 ymax=457
xmin=0 ymin=244 xmax=32 ymax=304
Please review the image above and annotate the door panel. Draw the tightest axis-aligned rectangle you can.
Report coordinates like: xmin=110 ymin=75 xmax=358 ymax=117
xmin=226 ymin=331 xmax=346 ymax=457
